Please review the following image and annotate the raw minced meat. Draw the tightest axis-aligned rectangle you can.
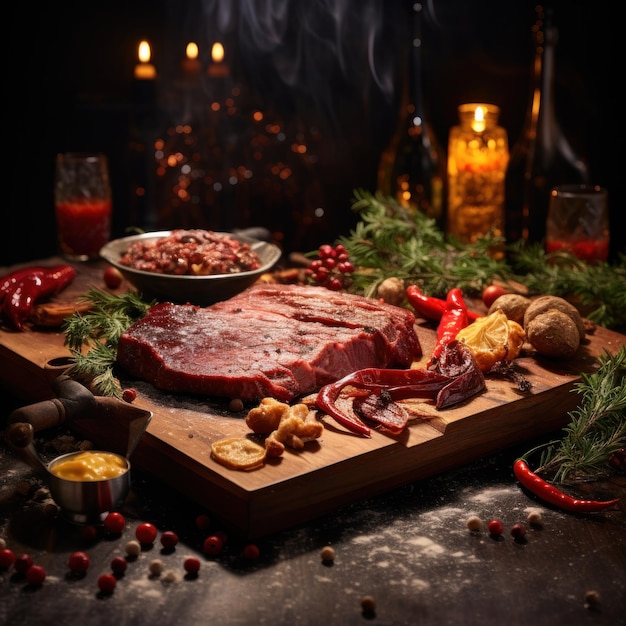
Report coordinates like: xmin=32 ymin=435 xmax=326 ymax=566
xmin=118 ymin=229 xmax=261 ymax=276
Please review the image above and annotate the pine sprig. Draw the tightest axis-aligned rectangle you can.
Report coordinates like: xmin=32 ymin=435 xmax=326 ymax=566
xmin=62 ymin=288 xmax=154 ymax=398
xmin=532 ymin=346 xmax=626 ymax=483
xmin=335 ymin=190 xmax=626 ymax=329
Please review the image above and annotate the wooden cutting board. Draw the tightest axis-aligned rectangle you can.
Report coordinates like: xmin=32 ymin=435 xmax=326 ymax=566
xmin=1 ymin=259 xmax=625 ymax=538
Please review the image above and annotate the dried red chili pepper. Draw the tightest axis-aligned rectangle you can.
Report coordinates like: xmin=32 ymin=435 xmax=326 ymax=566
xmin=2 ymin=265 xmax=77 ymax=331
xmin=513 ymin=458 xmax=620 ymax=513
xmin=427 ymin=288 xmax=470 ymax=367
xmin=406 ymin=285 xmax=480 ymax=322
xmin=0 ymin=267 xmax=48 ymax=304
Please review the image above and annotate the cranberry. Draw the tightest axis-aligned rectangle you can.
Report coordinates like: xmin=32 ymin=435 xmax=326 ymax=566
xmin=110 ymin=556 xmax=128 ymax=575
xmin=68 ymin=551 xmax=90 ymax=573
xmin=184 ymin=557 xmax=201 ymax=575
xmin=103 ymin=266 xmax=123 ymax=289
xmin=122 ymin=388 xmax=137 ymax=403
xmin=160 ymin=530 xmax=179 ymax=550
xmin=136 ymin=522 xmax=158 ymax=545
xmin=487 ymin=519 xmax=504 ymax=536
xmin=103 ymin=512 xmax=126 ymax=534
xmin=14 ymin=554 xmax=33 ymax=575
xmin=242 ymin=544 xmax=260 ymax=560
xmin=98 ymin=573 xmax=117 ymax=593
xmin=0 ymin=548 xmax=16 ymax=569
xmin=203 ymin=535 xmax=223 ymax=556
xmin=26 ymin=564 xmax=46 ymax=586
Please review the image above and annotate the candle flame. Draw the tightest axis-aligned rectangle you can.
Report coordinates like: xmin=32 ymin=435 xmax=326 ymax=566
xmin=211 ymin=42 xmax=225 ymax=64
xmin=186 ymin=42 xmax=199 ymax=61
xmin=471 ymin=105 xmax=487 ymax=133
xmin=138 ymin=40 xmax=151 ymax=63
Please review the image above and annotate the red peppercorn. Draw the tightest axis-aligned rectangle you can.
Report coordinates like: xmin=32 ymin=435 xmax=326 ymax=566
xmin=203 ymin=535 xmax=223 ymax=556
xmin=103 ymin=512 xmax=126 ymax=534
xmin=160 ymin=530 xmax=179 ymax=550
xmin=14 ymin=554 xmax=33 ymax=575
xmin=68 ymin=551 xmax=90 ymax=573
xmin=184 ymin=557 xmax=201 ymax=575
xmin=98 ymin=573 xmax=117 ymax=593
xmin=26 ymin=564 xmax=46 ymax=586
xmin=136 ymin=522 xmax=158 ymax=545
xmin=122 ymin=388 xmax=137 ymax=403
xmin=110 ymin=556 xmax=128 ymax=575
xmin=0 ymin=548 xmax=16 ymax=569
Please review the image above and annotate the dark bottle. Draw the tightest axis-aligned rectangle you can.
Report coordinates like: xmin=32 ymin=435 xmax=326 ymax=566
xmin=377 ymin=1 xmax=445 ymax=228
xmin=504 ymin=6 xmax=589 ymax=245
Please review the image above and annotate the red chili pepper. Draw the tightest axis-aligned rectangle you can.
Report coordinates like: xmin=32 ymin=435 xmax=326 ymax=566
xmin=0 ymin=267 xmax=48 ymax=305
xmin=406 ymin=285 xmax=480 ymax=322
xmin=513 ymin=459 xmax=620 ymax=513
xmin=2 ymin=265 xmax=77 ymax=331
xmin=427 ymin=288 xmax=470 ymax=367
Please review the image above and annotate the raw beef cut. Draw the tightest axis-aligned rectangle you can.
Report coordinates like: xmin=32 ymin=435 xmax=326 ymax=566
xmin=116 ymin=283 xmax=422 ymax=401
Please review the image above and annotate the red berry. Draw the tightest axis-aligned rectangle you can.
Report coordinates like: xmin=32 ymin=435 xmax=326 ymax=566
xmin=184 ymin=557 xmax=201 ymax=575
xmin=25 ymin=564 xmax=46 ymax=586
xmin=160 ymin=530 xmax=179 ymax=550
xmin=195 ymin=514 xmax=211 ymax=530
xmin=487 ymin=519 xmax=504 ymax=536
xmin=104 ymin=512 xmax=126 ymax=534
xmin=136 ymin=522 xmax=158 ymax=545
xmin=203 ymin=535 xmax=223 ymax=556
xmin=68 ymin=551 xmax=90 ymax=573
xmin=0 ymin=548 xmax=15 ymax=569
xmin=103 ymin=266 xmax=123 ymax=289
xmin=14 ymin=554 xmax=33 ymax=574
xmin=122 ymin=388 xmax=137 ymax=403
xmin=510 ymin=523 xmax=527 ymax=539
xmin=98 ymin=573 xmax=117 ymax=593
xmin=110 ymin=556 xmax=128 ymax=574
xmin=214 ymin=530 xmax=228 ymax=545
xmin=482 ymin=284 xmax=509 ymax=309
xmin=242 ymin=544 xmax=260 ymax=560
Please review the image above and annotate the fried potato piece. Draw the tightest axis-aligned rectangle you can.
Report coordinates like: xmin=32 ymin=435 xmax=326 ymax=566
xmin=246 ymin=397 xmax=324 ymax=458
xmin=211 ymin=437 xmax=267 ymax=471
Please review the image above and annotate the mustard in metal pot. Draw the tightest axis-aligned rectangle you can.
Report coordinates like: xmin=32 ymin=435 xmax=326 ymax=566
xmin=50 ymin=451 xmax=128 ymax=481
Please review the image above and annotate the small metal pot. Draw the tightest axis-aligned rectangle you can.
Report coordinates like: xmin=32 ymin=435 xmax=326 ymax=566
xmin=47 ymin=451 xmax=131 ymax=524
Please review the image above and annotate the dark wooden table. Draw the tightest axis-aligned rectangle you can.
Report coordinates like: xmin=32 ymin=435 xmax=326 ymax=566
xmin=1 ymin=406 xmax=624 ymax=626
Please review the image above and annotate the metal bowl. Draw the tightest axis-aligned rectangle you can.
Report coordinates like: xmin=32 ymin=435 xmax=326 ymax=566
xmin=100 ymin=230 xmax=282 ymax=306
xmin=47 ymin=451 xmax=131 ymax=524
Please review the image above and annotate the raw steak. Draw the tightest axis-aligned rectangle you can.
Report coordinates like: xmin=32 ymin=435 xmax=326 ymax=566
xmin=116 ymin=283 xmax=422 ymax=401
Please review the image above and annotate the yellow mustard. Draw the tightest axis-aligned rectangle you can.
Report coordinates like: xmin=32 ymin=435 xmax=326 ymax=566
xmin=49 ymin=451 xmax=128 ymax=481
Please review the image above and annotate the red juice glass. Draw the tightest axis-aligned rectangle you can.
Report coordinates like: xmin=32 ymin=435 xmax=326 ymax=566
xmin=54 ymin=153 xmax=112 ymax=261
xmin=546 ymin=185 xmax=609 ymax=263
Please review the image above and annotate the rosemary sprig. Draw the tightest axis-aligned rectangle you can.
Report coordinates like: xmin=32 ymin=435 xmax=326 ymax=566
xmin=62 ymin=288 xmax=154 ymax=398
xmin=529 ymin=346 xmax=626 ymax=483
xmin=337 ymin=190 xmax=626 ymax=329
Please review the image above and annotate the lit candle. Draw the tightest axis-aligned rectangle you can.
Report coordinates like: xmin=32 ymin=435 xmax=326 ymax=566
xmin=134 ymin=40 xmax=156 ymax=80
xmin=446 ymin=103 xmax=509 ymax=249
xmin=208 ymin=42 xmax=230 ymax=77
xmin=182 ymin=41 xmax=201 ymax=83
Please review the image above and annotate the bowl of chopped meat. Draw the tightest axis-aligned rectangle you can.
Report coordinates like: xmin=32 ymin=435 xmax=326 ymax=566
xmin=100 ymin=229 xmax=282 ymax=305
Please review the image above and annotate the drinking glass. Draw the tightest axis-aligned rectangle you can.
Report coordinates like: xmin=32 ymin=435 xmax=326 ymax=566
xmin=54 ymin=152 xmax=112 ymax=261
xmin=546 ymin=185 xmax=609 ymax=263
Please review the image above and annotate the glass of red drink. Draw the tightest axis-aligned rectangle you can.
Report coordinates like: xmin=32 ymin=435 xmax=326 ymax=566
xmin=546 ymin=185 xmax=609 ymax=263
xmin=54 ymin=153 xmax=112 ymax=261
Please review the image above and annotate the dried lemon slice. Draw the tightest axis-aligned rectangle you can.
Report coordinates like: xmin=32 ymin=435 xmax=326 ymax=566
xmin=455 ymin=309 xmax=525 ymax=372
xmin=211 ymin=437 xmax=267 ymax=471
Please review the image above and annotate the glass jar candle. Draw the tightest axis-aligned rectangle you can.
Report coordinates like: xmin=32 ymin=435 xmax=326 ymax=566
xmin=447 ymin=103 xmax=509 ymax=247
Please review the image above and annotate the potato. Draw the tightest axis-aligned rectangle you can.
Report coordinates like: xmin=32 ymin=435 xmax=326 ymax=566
xmin=523 ymin=296 xmax=585 ymax=341
xmin=526 ymin=310 xmax=580 ymax=357
xmin=488 ymin=294 xmax=531 ymax=326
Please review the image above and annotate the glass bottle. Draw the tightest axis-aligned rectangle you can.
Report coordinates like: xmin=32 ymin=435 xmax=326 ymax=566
xmin=377 ymin=2 xmax=445 ymax=227
xmin=504 ymin=6 xmax=589 ymax=245
xmin=447 ymin=103 xmax=509 ymax=246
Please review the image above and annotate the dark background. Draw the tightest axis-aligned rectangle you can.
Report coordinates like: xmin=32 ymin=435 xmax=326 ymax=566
xmin=5 ymin=0 xmax=618 ymax=266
